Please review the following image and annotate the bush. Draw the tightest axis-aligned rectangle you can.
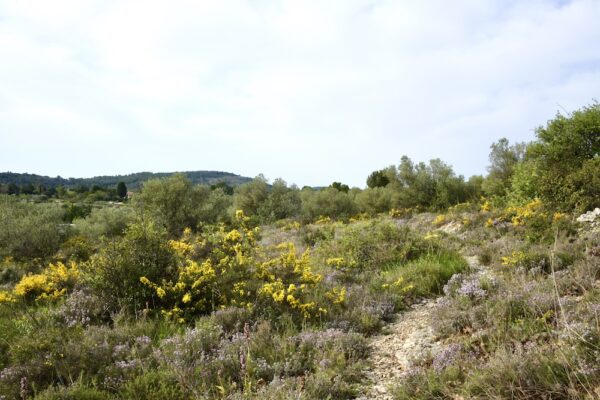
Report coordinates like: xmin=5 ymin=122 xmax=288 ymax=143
xmin=74 ymin=206 xmax=135 ymax=241
xmin=119 ymin=370 xmax=186 ymax=400
xmin=35 ymin=383 xmax=111 ymax=400
xmin=133 ymin=174 xmax=211 ymax=236
xmin=88 ymin=218 xmax=176 ymax=312
xmin=0 ymin=195 xmax=65 ymax=261
xmin=317 ymin=220 xmax=427 ymax=274
xmin=300 ymin=188 xmax=358 ymax=222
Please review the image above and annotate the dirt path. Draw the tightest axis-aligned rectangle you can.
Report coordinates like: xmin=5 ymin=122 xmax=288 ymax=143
xmin=358 ymin=256 xmax=482 ymax=399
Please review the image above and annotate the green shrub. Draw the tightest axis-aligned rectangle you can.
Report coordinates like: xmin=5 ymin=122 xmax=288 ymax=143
xmin=73 ymin=206 xmax=134 ymax=241
xmin=119 ymin=370 xmax=186 ymax=400
xmin=317 ymin=220 xmax=427 ymax=274
xmin=35 ymin=383 xmax=111 ymax=400
xmin=87 ymin=218 xmax=176 ymax=311
xmin=0 ymin=195 xmax=65 ymax=260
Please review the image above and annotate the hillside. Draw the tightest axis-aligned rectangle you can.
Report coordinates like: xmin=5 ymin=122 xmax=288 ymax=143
xmin=0 ymin=105 xmax=598 ymax=399
xmin=0 ymin=170 xmax=252 ymax=190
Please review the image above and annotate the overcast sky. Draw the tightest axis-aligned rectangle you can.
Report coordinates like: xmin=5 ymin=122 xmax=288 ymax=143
xmin=0 ymin=0 xmax=599 ymax=187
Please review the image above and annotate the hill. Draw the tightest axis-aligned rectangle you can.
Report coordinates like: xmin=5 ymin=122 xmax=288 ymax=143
xmin=0 ymin=170 xmax=253 ymax=190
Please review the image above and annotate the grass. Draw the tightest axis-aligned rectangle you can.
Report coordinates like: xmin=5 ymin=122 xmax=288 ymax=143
xmin=381 ymin=250 xmax=469 ymax=302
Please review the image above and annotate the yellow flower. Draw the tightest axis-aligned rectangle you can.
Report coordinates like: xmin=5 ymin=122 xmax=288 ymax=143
xmin=0 ymin=291 xmax=15 ymax=303
xmin=480 ymin=200 xmax=491 ymax=212
xmin=273 ymin=290 xmax=285 ymax=303
xmin=326 ymin=257 xmax=345 ymax=268
xmin=433 ymin=214 xmax=447 ymax=226
xmin=156 ymin=287 xmax=166 ymax=298
xmin=553 ymin=212 xmax=566 ymax=223
xmin=140 ymin=276 xmax=151 ymax=285
xmin=182 ymin=293 xmax=192 ymax=303
xmin=423 ymin=232 xmax=439 ymax=240
xmin=224 ymin=229 xmax=242 ymax=242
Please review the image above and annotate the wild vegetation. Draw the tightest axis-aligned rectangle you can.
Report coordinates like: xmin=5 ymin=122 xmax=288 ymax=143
xmin=0 ymin=104 xmax=598 ymax=399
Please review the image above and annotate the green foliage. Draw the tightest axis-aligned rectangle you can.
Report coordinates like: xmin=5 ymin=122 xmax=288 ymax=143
xmin=73 ymin=206 xmax=135 ymax=242
xmin=525 ymin=103 xmax=600 ymax=211
xmin=0 ymin=195 xmax=65 ymax=260
xmin=354 ymin=187 xmax=394 ymax=215
xmin=258 ymin=178 xmax=301 ymax=222
xmin=381 ymin=250 xmax=468 ymax=301
xmin=0 ymin=170 xmax=251 ymax=191
xmin=88 ymin=218 xmax=176 ymax=311
xmin=385 ymin=156 xmax=479 ymax=210
xmin=300 ymin=188 xmax=357 ymax=222
xmin=330 ymin=181 xmax=350 ymax=193
xmin=233 ymin=175 xmax=269 ymax=218
xmin=116 ymin=181 xmax=128 ymax=199
xmin=35 ymin=383 xmax=111 ymax=400
xmin=366 ymin=169 xmax=391 ymax=188
xmin=482 ymin=137 xmax=526 ymax=197
xmin=119 ymin=370 xmax=186 ymax=400
xmin=134 ymin=173 xmax=213 ymax=235
xmin=317 ymin=219 xmax=427 ymax=273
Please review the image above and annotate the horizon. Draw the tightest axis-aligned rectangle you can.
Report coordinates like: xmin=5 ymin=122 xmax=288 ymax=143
xmin=1 ymin=1 xmax=599 ymax=187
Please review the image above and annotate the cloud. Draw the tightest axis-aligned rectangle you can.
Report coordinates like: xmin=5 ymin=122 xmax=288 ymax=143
xmin=0 ymin=0 xmax=599 ymax=186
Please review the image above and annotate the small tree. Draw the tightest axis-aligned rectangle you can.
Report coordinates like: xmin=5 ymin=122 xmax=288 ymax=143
xmin=482 ymin=138 xmax=526 ymax=197
xmin=116 ymin=181 xmax=128 ymax=199
xmin=330 ymin=181 xmax=350 ymax=193
xmin=366 ymin=170 xmax=390 ymax=188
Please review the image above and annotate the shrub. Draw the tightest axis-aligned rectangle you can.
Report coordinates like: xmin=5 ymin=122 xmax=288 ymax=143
xmin=88 ymin=218 xmax=176 ymax=312
xmin=316 ymin=220 xmax=427 ymax=273
xmin=2 ymin=261 xmax=80 ymax=303
xmin=0 ymin=195 xmax=65 ymax=260
xmin=34 ymin=383 xmax=111 ymax=400
xmin=73 ymin=206 xmax=135 ymax=241
xmin=119 ymin=370 xmax=186 ymax=400
xmin=133 ymin=174 xmax=211 ymax=236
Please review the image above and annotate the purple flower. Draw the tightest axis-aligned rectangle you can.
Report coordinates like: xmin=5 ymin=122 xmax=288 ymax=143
xmin=432 ymin=343 xmax=462 ymax=372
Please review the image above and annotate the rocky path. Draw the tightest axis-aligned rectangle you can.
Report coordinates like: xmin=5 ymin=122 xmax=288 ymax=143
xmin=358 ymin=256 xmax=482 ymax=400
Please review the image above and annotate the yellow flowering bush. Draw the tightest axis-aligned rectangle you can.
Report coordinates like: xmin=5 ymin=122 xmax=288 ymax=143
xmin=139 ymin=210 xmax=342 ymax=322
xmin=505 ymin=198 xmax=545 ymax=227
xmin=0 ymin=291 xmax=15 ymax=304
xmin=10 ymin=261 xmax=79 ymax=302
xmin=256 ymin=243 xmax=328 ymax=319
xmin=140 ymin=210 xmax=256 ymax=322
xmin=495 ymin=198 xmax=568 ymax=242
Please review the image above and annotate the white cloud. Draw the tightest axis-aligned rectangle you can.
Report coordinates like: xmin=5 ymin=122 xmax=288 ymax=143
xmin=0 ymin=0 xmax=599 ymax=186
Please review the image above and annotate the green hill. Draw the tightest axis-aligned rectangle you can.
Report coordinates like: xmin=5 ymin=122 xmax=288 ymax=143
xmin=0 ymin=170 xmax=252 ymax=190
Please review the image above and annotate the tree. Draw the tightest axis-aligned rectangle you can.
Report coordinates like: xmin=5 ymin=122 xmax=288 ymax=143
xmin=134 ymin=173 xmax=209 ymax=235
xmin=329 ymin=182 xmax=350 ymax=193
xmin=233 ymin=175 xmax=269 ymax=217
xmin=259 ymin=178 xmax=301 ymax=221
xmin=7 ymin=183 xmax=19 ymax=195
xmin=210 ymin=181 xmax=234 ymax=195
xmin=116 ymin=181 xmax=128 ymax=199
xmin=482 ymin=138 xmax=526 ymax=197
xmin=525 ymin=103 xmax=600 ymax=210
xmin=366 ymin=169 xmax=390 ymax=188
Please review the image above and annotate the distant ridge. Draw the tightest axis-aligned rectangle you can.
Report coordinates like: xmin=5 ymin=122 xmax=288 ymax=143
xmin=0 ymin=171 xmax=253 ymax=190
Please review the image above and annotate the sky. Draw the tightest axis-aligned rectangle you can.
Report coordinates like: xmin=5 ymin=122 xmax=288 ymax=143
xmin=0 ymin=0 xmax=599 ymax=188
